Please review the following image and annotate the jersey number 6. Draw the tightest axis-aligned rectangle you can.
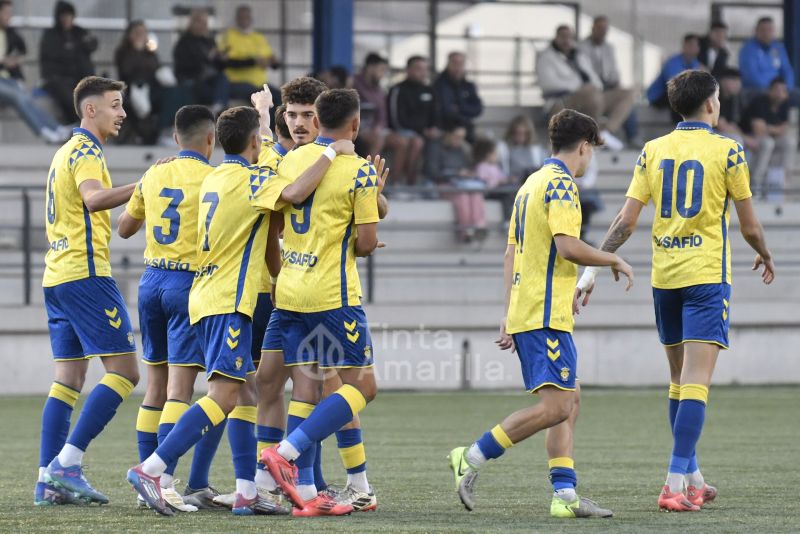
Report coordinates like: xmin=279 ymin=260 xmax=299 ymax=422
xmin=658 ymin=159 xmax=704 ymax=219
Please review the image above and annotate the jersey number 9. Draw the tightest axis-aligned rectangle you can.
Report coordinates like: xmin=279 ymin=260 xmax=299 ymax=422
xmin=291 ymin=192 xmax=315 ymax=234
xmin=658 ymin=159 xmax=704 ymax=219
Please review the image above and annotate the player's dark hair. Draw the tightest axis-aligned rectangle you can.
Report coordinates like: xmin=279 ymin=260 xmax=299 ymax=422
xmin=683 ymin=33 xmax=700 ymax=44
xmin=757 ymin=16 xmax=773 ymax=26
xmin=407 ymin=55 xmax=427 ymax=68
xmin=364 ymin=52 xmax=387 ymax=67
xmin=216 ymin=106 xmax=259 ymax=154
xmin=273 ymin=104 xmax=291 ymax=140
xmin=667 ymin=69 xmax=719 ymax=118
xmin=710 ymin=20 xmax=728 ymax=30
xmin=315 ymin=88 xmax=360 ymax=130
xmin=281 ymin=76 xmax=328 ymax=106
xmin=73 ymin=76 xmax=126 ymax=118
xmin=548 ymin=109 xmax=603 ymax=153
xmin=174 ymin=105 xmax=214 ymax=141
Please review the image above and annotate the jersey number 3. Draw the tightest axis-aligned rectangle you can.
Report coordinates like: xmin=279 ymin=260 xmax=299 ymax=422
xmin=154 ymin=187 xmax=184 ymax=245
xmin=658 ymin=159 xmax=704 ymax=219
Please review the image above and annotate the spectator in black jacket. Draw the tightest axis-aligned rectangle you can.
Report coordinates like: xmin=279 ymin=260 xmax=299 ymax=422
xmin=699 ymin=21 xmax=730 ymax=77
xmin=173 ymin=8 xmax=229 ymax=115
xmin=388 ymin=55 xmax=439 ymax=185
xmin=433 ymin=51 xmax=483 ymax=142
xmin=39 ymin=1 xmax=97 ymax=123
xmin=0 ymin=0 xmax=67 ymax=142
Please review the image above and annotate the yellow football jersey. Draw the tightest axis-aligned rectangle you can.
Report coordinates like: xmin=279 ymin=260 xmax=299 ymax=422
xmin=257 ymin=137 xmax=288 ymax=169
xmin=250 ymin=136 xmax=380 ymax=312
xmin=626 ymin=122 xmax=752 ymax=289
xmin=218 ymin=28 xmax=272 ymax=87
xmin=44 ymin=128 xmax=115 ymax=287
xmin=125 ymin=150 xmax=213 ymax=272
xmin=506 ymin=159 xmax=582 ymax=334
xmin=188 ymin=155 xmax=276 ymax=324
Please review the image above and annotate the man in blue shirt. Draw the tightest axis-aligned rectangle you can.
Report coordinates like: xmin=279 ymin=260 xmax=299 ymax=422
xmin=647 ymin=34 xmax=702 ymax=109
xmin=739 ymin=17 xmax=794 ymax=91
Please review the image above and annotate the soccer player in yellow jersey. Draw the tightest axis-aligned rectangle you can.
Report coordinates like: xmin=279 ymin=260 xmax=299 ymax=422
xmin=37 ymin=77 xmax=138 ymax=506
xmin=447 ymin=110 xmax=633 ymax=518
xmin=128 ymin=106 xmax=327 ymax=516
xmin=255 ymin=89 xmax=384 ymax=516
xmin=117 ymin=105 xmax=222 ymax=512
xmin=576 ymin=70 xmax=774 ymax=512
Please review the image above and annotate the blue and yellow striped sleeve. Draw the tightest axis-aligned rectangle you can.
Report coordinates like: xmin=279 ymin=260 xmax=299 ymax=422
xmin=725 ymin=142 xmax=752 ymax=201
xmin=626 ymin=147 xmax=651 ymax=204
xmin=353 ymin=161 xmax=379 ymax=225
xmin=546 ymin=177 xmax=581 ymax=238
xmin=70 ymin=143 xmax=104 ymax=187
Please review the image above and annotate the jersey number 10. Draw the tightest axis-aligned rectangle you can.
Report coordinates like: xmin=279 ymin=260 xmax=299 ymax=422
xmin=658 ymin=159 xmax=704 ymax=219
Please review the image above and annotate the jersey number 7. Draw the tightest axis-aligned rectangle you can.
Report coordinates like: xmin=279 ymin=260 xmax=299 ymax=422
xmin=201 ymin=192 xmax=219 ymax=251
xmin=658 ymin=159 xmax=704 ymax=219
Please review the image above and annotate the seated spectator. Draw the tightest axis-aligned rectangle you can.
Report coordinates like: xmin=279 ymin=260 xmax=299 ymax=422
xmin=739 ymin=17 xmax=794 ymax=92
xmin=699 ymin=21 xmax=731 ymax=77
xmin=496 ymin=115 xmax=544 ymax=181
xmin=315 ymin=65 xmax=349 ymax=89
xmin=174 ymin=8 xmax=229 ymax=115
xmin=115 ymin=20 xmax=183 ymax=145
xmin=741 ymin=77 xmax=794 ymax=200
xmin=425 ymin=118 xmax=487 ymax=242
xmin=39 ymin=1 xmax=97 ymax=123
xmin=647 ymin=34 xmax=701 ymax=122
xmin=218 ymin=4 xmax=281 ymax=106
xmin=0 ymin=0 xmax=68 ymax=142
xmin=352 ymin=53 xmax=411 ymax=176
xmin=538 ymin=25 xmax=629 ymax=149
xmin=716 ymin=67 xmax=752 ymax=146
xmin=388 ymin=55 xmax=439 ymax=185
xmin=433 ymin=51 xmax=483 ymax=142
xmin=473 ymin=137 xmax=516 ymax=221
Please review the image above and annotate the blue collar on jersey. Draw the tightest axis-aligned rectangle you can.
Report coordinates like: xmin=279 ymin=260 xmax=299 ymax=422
xmin=273 ymin=142 xmax=289 ymax=157
xmin=222 ymin=154 xmax=252 ymax=166
xmin=676 ymin=121 xmax=712 ymax=131
xmin=177 ymin=149 xmax=210 ymax=164
xmin=72 ymin=127 xmax=103 ymax=148
xmin=543 ymin=157 xmax=573 ymax=178
xmin=314 ymin=135 xmax=335 ymax=146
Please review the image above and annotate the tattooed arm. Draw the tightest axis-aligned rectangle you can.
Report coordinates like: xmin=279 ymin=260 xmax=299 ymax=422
xmin=574 ymin=197 xmax=645 ymax=311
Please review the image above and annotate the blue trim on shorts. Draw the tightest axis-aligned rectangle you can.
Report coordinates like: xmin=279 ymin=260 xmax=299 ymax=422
xmin=235 ymin=214 xmax=264 ymax=308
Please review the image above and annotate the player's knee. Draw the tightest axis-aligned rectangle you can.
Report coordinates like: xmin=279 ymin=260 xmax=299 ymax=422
xmin=359 ymin=382 xmax=378 ymax=404
xmin=542 ymin=398 xmax=573 ymax=426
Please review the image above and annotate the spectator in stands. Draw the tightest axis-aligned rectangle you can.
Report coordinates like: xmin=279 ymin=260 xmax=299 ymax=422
xmin=425 ymin=117 xmax=487 ymax=242
xmin=739 ymin=17 xmax=795 ymax=92
xmin=115 ymin=20 xmax=183 ymax=145
xmin=742 ymin=77 xmax=794 ymax=199
xmin=716 ymin=67 xmax=752 ymax=146
xmin=433 ymin=51 xmax=483 ymax=142
xmin=496 ymin=115 xmax=544 ymax=181
xmin=352 ymin=52 xmax=410 ymax=174
xmin=174 ymin=8 xmax=229 ymax=115
xmin=315 ymin=65 xmax=349 ymax=89
xmin=647 ymin=33 xmax=701 ymax=122
xmin=699 ymin=21 xmax=731 ymax=77
xmin=218 ymin=4 xmax=280 ymax=105
xmin=388 ymin=55 xmax=439 ymax=185
xmin=39 ymin=1 xmax=98 ymax=123
xmin=538 ymin=25 xmax=629 ymax=150
xmin=0 ymin=0 xmax=68 ymax=143
xmin=473 ymin=136 xmax=515 ymax=221
xmin=578 ymin=15 xmax=640 ymax=146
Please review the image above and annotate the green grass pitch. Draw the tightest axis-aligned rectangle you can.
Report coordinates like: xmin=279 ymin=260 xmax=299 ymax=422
xmin=2 ymin=387 xmax=799 ymax=533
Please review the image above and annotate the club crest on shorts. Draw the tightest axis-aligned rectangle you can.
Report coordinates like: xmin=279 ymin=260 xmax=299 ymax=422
xmin=364 ymin=345 xmax=372 ymax=358
xmin=560 ymin=367 xmax=570 ymax=382
xmin=127 ymin=331 xmax=134 ymax=346
xmin=235 ymin=356 xmax=243 ymax=370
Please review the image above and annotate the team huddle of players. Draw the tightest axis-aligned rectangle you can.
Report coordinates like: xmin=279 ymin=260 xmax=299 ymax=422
xmin=34 ymin=67 xmax=774 ymax=520
xmin=36 ymin=74 xmax=386 ymax=517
